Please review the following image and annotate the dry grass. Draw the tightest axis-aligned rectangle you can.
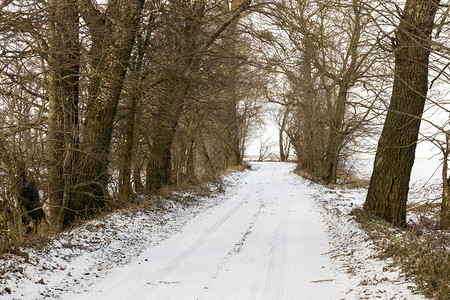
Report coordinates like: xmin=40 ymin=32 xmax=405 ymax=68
xmin=407 ymin=202 xmax=442 ymax=230
xmin=294 ymin=168 xmax=321 ymax=182
xmin=1 ymin=220 xmax=55 ymax=257
xmin=294 ymin=167 xmax=370 ymax=189
xmin=219 ymin=164 xmax=248 ymax=176
xmin=337 ymin=173 xmax=370 ymax=188
xmin=1 ymin=162 xmax=248 ymax=257
xmin=351 ymin=208 xmax=449 ymax=300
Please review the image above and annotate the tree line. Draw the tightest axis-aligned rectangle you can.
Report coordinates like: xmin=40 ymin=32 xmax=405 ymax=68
xmin=0 ymin=0 xmax=448 ymax=251
xmin=0 ymin=0 xmax=264 ymax=248
xmin=254 ymin=0 xmax=448 ymax=229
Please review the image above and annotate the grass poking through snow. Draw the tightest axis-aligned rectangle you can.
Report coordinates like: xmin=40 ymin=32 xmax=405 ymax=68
xmin=352 ymin=209 xmax=449 ymax=299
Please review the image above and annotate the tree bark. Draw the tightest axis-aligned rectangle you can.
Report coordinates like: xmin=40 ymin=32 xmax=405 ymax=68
xmin=199 ymin=131 xmax=215 ymax=178
xmin=441 ymin=132 xmax=450 ymax=229
xmin=119 ymin=88 xmax=138 ymax=198
xmin=222 ymin=0 xmax=243 ymax=168
xmin=364 ymin=0 xmax=439 ymax=227
xmin=119 ymin=21 xmax=152 ymax=198
xmin=279 ymin=105 xmax=289 ymax=162
xmin=133 ymin=159 xmax=145 ymax=193
xmin=46 ymin=0 xmax=80 ymax=231
xmin=323 ymin=80 xmax=349 ymax=184
xmin=56 ymin=0 xmax=146 ymax=227
xmin=146 ymin=79 xmax=189 ymax=192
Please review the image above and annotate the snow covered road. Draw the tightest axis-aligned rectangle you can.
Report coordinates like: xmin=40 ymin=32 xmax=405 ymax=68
xmin=63 ymin=163 xmax=340 ymax=300
xmin=66 ymin=162 xmax=340 ymax=299
xmin=3 ymin=161 xmax=426 ymax=299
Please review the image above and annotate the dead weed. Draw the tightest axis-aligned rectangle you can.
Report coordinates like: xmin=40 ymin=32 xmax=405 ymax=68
xmin=351 ymin=208 xmax=449 ymax=299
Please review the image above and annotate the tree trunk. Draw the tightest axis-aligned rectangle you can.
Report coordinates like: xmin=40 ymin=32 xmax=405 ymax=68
xmin=222 ymin=0 xmax=242 ymax=168
xmin=181 ymin=137 xmax=195 ymax=182
xmin=323 ymin=80 xmax=349 ymax=184
xmin=118 ymin=89 xmax=137 ymax=198
xmin=46 ymin=0 xmax=80 ymax=231
xmin=146 ymin=80 xmax=188 ymax=192
xmin=441 ymin=132 xmax=450 ymax=229
xmin=119 ymin=22 xmax=151 ymax=198
xmin=279 ymin=105 xmax=290 ymax=162
xmin=224 ymin=103 xmax=241 ymax=167
xmin=279 ymin=131 xmax=286 ymax=162
xmin=199 ymin=132 xmax=215 ymax=178
xmin=364 ymin=0 xmax=439 ymax=227
xmin=132 ymin=160 xmax=145 ymax=193
xmin=180 ymin=121 xmax=196 ymax=183
xmin=295 ymin=31 xmax=318 ymax=173
xmin=60 ymin=0 xmax=145 ymax=227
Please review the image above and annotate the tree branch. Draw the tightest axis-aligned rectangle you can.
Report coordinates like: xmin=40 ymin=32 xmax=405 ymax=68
xmin=0 ymin=0 xmax=13 ymax=11
xmin=202 ymin=0 xmax=252 ymax=52
xmin=78 ymin=0 xmax=106 ymax=31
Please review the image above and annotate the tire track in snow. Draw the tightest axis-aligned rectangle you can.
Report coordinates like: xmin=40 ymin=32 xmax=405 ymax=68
xmin=254 ymin=166 xmax=289 ymax=300
xmin=66 ymin=163 xmax=341 ymax=300
xmin=197 ymin=196 xmax=264 ymax=299
xmin=124 ymin=168 xmax=263 ymax=300
xmin=151 ymin=190 xmax=250 ymax=276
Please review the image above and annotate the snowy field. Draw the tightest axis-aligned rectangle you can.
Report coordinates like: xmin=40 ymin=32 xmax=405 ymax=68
xmin=354 ymin=157 xmax=443 ymax=184
xmin=0 ymin=161 xmax=440 ymax=299
xmin=353 ymin=157 xmax=443 ymax=223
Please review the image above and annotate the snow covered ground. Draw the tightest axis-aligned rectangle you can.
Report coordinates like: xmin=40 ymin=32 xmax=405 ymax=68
xmin=1 ymin=161 xmax=437 ymax=299
xmin=354 ymin=157 xmax=443 ymax=184
xmin=354 ymin=157 xmax=443 ymax=225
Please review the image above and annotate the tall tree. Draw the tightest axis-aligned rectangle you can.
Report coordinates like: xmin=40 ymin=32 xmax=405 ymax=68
xmin=47 ymin=0 xmax=80 ymax=231
xmin=258 ymin=0 xmax=384 ymax=183
xmin=322 ymin=0 xmax=362 ymax=184
xmin=364 ymin=0 xmax=440 ymax=227
xmin=145 ymin=0 xmax=252 ymax=192
xmin=277 ymin=104 xmax=290 ymax=162
xmin=49 ymin=0 xmax=146 ymax=228
xmin=221 ymin=0 xmax=244 ymax=168
xmin=118 ymin=16 xmax=155 ymax=199
xmin=440 ymin=131 xmax=450 ymax=229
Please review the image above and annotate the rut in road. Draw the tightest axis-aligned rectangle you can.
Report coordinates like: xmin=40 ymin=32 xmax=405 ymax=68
xmin=66 ymin=162 xmax=342 ymax=300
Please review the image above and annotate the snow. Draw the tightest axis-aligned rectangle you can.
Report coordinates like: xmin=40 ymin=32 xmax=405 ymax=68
xmin=353 ymin=157 xmax=443 ymax=225
xmin=309 ymin=185 xmax=424 ymax=299
xmin=355 ymin=157 xmax=443 ymax=184
xmin=1 ymin=162 xmax=431 ymax=299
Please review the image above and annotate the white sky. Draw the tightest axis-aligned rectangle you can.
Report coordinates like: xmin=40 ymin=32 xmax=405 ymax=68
xmin=245 ymin=105 xmax=448 ymax=160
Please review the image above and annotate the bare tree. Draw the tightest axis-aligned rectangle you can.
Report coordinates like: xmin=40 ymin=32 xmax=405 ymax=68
xmin=144 ymin=0 xmax=252 ymax=192
xmin=257 ymin=0 xmax=386 ymax=183
xmin=258 ymin=136 xmax=275 ymax=161
xmin=118 ymin=11 xmax=156 ymax=199
xmin=364 ymin=0 xmax=440 ymax=227
xmin=46 ymin=0 xmax=81 ymax=231
xmin=440 ymin=130 xmax=450 ymax=229
xmin=0 ymin=0 xmax=48 ymax=244
xmin=277 ymin=105 xmax=290 ymax=161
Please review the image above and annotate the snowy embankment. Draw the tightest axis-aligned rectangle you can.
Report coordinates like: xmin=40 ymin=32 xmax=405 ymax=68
xmin=1 ymin=162 xmax=431 ymax=299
